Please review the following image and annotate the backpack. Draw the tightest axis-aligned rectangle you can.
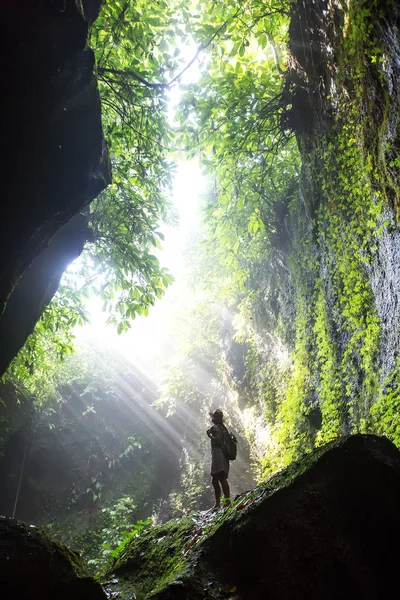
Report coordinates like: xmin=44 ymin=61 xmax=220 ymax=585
xmin=220 ymin=425 xmax=237 ymax=461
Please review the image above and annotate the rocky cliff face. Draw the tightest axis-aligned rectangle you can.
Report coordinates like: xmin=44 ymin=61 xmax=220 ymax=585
xmin=248 ymin=0 xmax=400 ymax=463
xmin=0 ymin=0 xmax=110 ymax=375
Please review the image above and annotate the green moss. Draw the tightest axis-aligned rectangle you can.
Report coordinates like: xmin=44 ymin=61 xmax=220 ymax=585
xmin=306 ymin=118 xmax=383 ymax=437
xmin=272 ymin=295 xmax=314 ymax=465
xmin=103 ymin=517 xmax=196 ymax=599
xmin=103 ymin=437 xmax=352 ymax=598
xmin=313 ymin=284 xmax=346 ymax=444
xmin=264 ymin=0 xmax=399 ymax=467
xmin=269 ymin=208 xmax=318 ymax=468
xmin=369 ymin=357 xmax=400 ymax=445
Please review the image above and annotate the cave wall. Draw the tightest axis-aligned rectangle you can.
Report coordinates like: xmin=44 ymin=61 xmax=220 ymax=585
xmin=244 ymin=0 xmax=400 ymax=468
xmin=0 ymin=0 xmax=111 ymax=375
xmin=282 ymin=0 xmax=400 ymax=445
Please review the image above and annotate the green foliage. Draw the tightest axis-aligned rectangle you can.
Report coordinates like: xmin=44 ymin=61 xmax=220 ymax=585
xmin=312 ymin=122 xmax=381 ymax=435
xmin=45 ymin=499 xmax=151 ymax=576
xmin=5 ymin=0 xmax=184 ymax=388
xmin=343 ymin=0 xmax=384 ymax=82
xmin=177 ymin=0 xmax=299 ymax=300
xmin=369 ymin=357 xmax=400 ymax=445
xmin=5 ymin=283 xmax=87 ymax=403
xmin=313 ymin=285 xmax=345 ymax=444
xmin=261 ymin=0 xmax=391 ymax=465
xmin=89 ymin=497 xmax=151 ymax=572
xmin=75 ymin=0 xmax=186 ymax=326
xmin=86 ymin=0 xmax=185 ymax=325
xmin=6 ymin=0 xmax=299 ymax=439
xmin=108 ymin=516 xmax=195 ymax=598
xmin=168 ymin=460 xmax=208 ymax=517
xmin=183 ymin=0 xmax=400 ymax=474
xmin=161 ymin=0 xmax=304 ymax=477
xmin=272 ymin=294 xmax=314 ymax=467
xmin=22 ymin=338 xmax=186 ymax=570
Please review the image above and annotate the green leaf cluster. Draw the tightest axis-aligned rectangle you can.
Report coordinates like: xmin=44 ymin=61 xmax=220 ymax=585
xmin=176 ymin=0 xmax=299 ymax=300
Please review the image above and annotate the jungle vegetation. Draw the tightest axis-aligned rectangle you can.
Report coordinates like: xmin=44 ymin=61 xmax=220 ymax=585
xmin=2 ymin=0 xmax=400 ymax=573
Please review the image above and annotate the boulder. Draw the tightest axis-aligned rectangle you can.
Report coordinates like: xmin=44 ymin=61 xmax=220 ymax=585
xmin=105 ymin=435 xmax=400 ymax=599
xmin=0 ymin=517 xmax=106 ymax=599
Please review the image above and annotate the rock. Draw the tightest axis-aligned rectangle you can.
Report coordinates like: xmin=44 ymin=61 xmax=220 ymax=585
xmin=0 ymin=213 xmax=95 ymax=375
xmin=0 ymin=0 xmax=111 ymax=374
xmin=106 ymin=435 xmax=400 ymax=599
xmin=0 ymin=517 xmax=106 ymax=599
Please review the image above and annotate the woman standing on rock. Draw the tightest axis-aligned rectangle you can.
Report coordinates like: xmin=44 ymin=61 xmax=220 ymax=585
xmin=207 ymin=409 xmax=231 ymax=509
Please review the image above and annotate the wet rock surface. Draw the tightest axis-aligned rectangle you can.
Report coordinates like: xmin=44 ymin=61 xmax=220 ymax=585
xmin=279 ymin=0 xmax=400 ymax=429
xmin=106 ymin=435 xmax=400 ymax=600
xmin=0 ymin=517 xmax=106 ymax=599
xmin=368 ymin=208 xmax=400 ymax=381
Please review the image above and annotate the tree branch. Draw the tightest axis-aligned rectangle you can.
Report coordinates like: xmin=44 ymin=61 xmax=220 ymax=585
xmin=97 ymin=15 xmax=236 ymax=90
xmin=97 ymin=66 xmax=167 ymax=89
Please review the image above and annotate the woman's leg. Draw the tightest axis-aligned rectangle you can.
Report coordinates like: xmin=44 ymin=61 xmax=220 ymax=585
xmin=219 ymin=472 xmax=231 ymax=506
xmin=212 ymin=475 xmax=221 ymax=508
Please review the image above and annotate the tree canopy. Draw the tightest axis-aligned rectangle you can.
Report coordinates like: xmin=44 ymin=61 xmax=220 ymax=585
xmin=5 ymin=0 xmax=295 ymax=395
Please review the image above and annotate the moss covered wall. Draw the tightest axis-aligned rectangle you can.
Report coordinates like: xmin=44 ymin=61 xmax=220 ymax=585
xmin=249 ymin=0 xmax=400 ymax=472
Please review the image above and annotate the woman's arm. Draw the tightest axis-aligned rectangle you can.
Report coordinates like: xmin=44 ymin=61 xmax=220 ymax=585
xmin=207 ymin=426 xmax=221 ymax=441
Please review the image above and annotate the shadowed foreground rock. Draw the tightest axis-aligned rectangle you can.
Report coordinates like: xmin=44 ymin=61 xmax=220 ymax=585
xmin=0 ymin=518 xmax=106 ymax=600
xmin=105 ymin=435 xmax=400 ymax=599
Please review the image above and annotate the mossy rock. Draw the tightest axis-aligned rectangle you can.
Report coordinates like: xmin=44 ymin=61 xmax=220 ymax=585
xmin=104 ymin=434 xmax=400 ymax=599
xmin=0 ymin=517 xmax=105 ymax=599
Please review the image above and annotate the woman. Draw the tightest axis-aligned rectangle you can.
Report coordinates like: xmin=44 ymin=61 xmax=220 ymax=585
xmin=207 ymin=409 xmax=231 ymax=508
